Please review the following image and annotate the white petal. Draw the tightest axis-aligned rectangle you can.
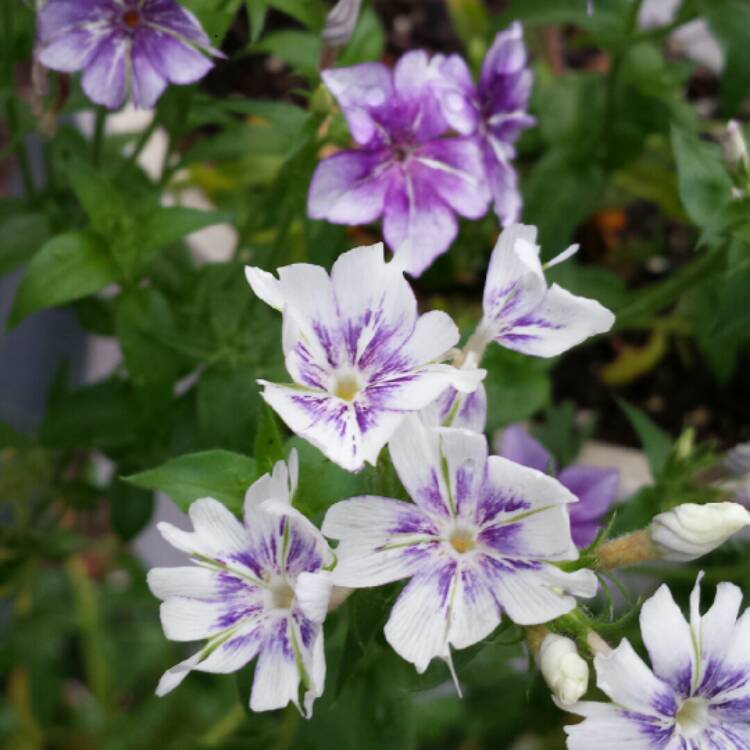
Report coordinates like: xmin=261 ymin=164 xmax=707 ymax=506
xmin=295 ymin=571 xmax=333 ymax=623
xmin=159 ymin=597 xmax=224 ymax=641
xmin=498 ymin=284 xmax=615 ymax=358
xmin=245 ymin=266 xmax=285 ymax=310
xmin=437 ymin=427 xmax=488 ymax=518
xmin=447 ymin=559 xmax=503 ymax=649
xmin=399 ymin=310 xmax=459 ymax=365
xmin=639 ymin=584 xmax=695 ymax=692
xmin=249 ymin=620 xmax=301 ymax=713
xmin=694 ymin=577 xmax=743 ymax=678
xmin=482 ymin=224 xmax=546 ymax=329
xmin=490 ymin=564 xmax=597 ymax=625
xmin=563 ymin=701 xmax=660 ymax=749
xmin=243 ymin=456 xmax=294 ymax=527
xmin=156 ymin=652 xmax=203 ymax=696
xmin=545 ymin=243 xmax=579 ymax=268
xmin=147 ymin=566 xmax=220 ymax=600
xmin=384 ymin=564 xmax=455 ymax=672
xmin=594 ymin=639 xmax=674 ymax=717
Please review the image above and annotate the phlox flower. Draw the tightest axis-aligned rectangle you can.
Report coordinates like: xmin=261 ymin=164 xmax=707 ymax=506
xmin=470 ymin=223 xmax=615 ymax=358
xmin=245 ymin=243 xmax=485 ymax=472
xmin=148 ymin=452 xmax=333 ymax=717
xmin=307 ymin=52 xmax=491 ymax=276
xmin=322 ymin=416 xmax=597 ymax=677
xmin=36 ymin=0 xmax=221 ymax=109
xmin=498 ymin=425 xmax=619 ymax=547
xmin=565 ymin=573 xmax=750 ymax=749
xmin=430 ymin=23 xmax=535 ymax=223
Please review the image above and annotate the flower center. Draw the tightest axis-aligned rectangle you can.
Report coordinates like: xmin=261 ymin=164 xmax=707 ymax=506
xmin=449 ymin=528 xmax=476 ymax=554
xmin=333 ymin=372 xmax=362 ymax=402
xmin=122 ymin=9 xmax=141 ymax=29
xmin=675 ymin=697 xmax=709 ymax=739
xmin=269 ymin=580 xmax=295 ymax=610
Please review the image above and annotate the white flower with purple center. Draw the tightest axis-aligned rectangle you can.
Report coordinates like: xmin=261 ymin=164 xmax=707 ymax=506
xmin=245 ymin=243 xmax=485 ymax=472
xmin=565 ymin=573 xmax=750 ymax=749
xmin=36 ymin=0 xmax=221 ymax=110
xmin=307 ymin=52 xmax=491 ymax=276
xmin=322 ymin=416 xmax=597 ymax=675
xmin=469 ymin=224 xmax=615 ymax=358
xmin=148 ymin=452 xmax=334 ymax=716
xmin=430 ymin=23 xmax=536 ymax=223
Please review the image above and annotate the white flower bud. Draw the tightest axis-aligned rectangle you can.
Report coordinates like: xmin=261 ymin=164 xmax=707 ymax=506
xmin=538 ymin=634 xmax=589 ymax=706
xmin=651 ymin=502 xmax=750 ymax=562
xmin=322 ymin=0 xmax=362 ymax=47
xmin=721 ymin=120 xmax=749 ymax=172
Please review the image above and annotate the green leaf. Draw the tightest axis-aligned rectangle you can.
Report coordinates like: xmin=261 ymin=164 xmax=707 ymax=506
xmin=66 ymin=158 xmax=127 ymax=236
xmin=8 ymin=231 xmax=119 ymax=327
xmin=246 ymin=0 xmax=268 ymax=42
xmin=181 ymin=0 xmax=244 ymax=41
xmin=616 ymin=399 xmax=672 ymax=477
xmin=255 ymin=29 xmax=321 ymax=77
xmin=0 ymin=211 xmax=52 ymax=278
xmin=125 ymin=450 xmax=258 ymax=513
xmin=110 ymin=482 xmax=154 ymax=541
xmin=670 ymin=124 xmax=733 ymax=230
xmin=337 ymin=5 xmax=385 ymax=66
xmin=254 ymin=403 xmax=285 ymax=475
xmin=267 ymin=0 xmax=325 ymax=30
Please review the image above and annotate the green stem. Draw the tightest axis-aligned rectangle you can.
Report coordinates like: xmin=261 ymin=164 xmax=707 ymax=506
xmin=92 ymin=107 xmax=107 ymax=166
xmin=614 ymin=246 xmax=727 ymax=330
xmin=2 ymin=0 xmax=35 ymax=200
xmin=128 ymin=115 xmax=159 ymax=167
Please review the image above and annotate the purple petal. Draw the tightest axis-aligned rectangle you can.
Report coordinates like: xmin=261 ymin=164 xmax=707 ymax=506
xmin=37 ymin=0 xmax=115 ymax=44
xmin=430 ymin=53 xmax=478 ymax=136
xmin=81 ymin=31 xmax=129 ymax=109
xmin=307 ymin=149 xmax=393 ymax=224
xmin=142 ymin=0 xmax=213 ymax=48
xmin=413 ymin=137 xmax=490 ymax=219
xmin=37 ymin=24 xmax=106 ymax=73
xmin=130 ymin=45 xmax=168 ymax=109
xmin=480 ymin=136 xmax=522 ymax=225
xmin=479 ymin=23 xmax=531 ymax=108
xmin=392 ymin=50 xmax=447 ymax=142
xmin=558 ymin=465 xmax=619 ymax=524
xmin=135 ymin=25 xmax=213 ymax=86
xmin=496 ymin=425 xmax=553 ymax=474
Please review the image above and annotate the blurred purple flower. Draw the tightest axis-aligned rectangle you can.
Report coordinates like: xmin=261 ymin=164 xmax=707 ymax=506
xmin=431 ymin=23 xmax=535 ymax=224
xmin=308 ymin=51 xmax=491 ymax=276
xmin=37 ymin=0 xmax=221 ymax=110
xmin=496 ymin=425 xmax=619 ymax=547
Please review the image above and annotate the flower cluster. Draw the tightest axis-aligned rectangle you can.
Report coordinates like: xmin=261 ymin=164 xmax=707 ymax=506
xmin=36 ymin=0 xmax=220 ymax=109
xmin=308 ymin=24 xmax=534 ymax=276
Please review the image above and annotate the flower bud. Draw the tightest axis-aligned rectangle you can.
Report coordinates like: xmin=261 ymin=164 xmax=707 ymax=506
xmin=721 ymin=120 xmax=749 ymax=173
xmin=322 ymin=0 xmax=362 ymax=47
xmin=650 ymin=502 xmax=750 ymax=562
xmin=538 ymin=634 xmax=589 ymax=706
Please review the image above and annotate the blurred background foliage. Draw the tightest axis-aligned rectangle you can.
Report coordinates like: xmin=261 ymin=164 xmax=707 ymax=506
xmin=2 ymin=0 xmax=750 ymax=747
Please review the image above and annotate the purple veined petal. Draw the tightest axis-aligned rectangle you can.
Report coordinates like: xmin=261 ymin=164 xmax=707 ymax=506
xmin=130 ymin=42 xmax=168 ymax=109
xmin=392 ymin=50 xmax=447 ymax=142
xmin=496 ymin=424 xmax=553 ymax=474
xmin=487 ymin=562 xmax=597 ymax=625
xmin=559 ymin=465 xmax=619 ymax=523
xmin=429 ymin=53 xmax=479 ymax=136
xmin=413 ymin=137 xmax=491 ymax=219
xmin=484 ymin=98 xmax=536 ymax=145
xmin=446 ymin=557 xmax=503 ymax=649
xmin=480 ymin=136 xmax=522 ymax=225
xmin=329 ymin=243 xmax=418 ymax=371
xmin=135 ymin=24 xmax=213 ymax=86
xmin=259 ymin=381 xmax=403 ymax=471
xmin=388 ymin=415 xmax=453 ymax=519
xmin=81 ymin=31 xmax=130 ymax=109
xmin=37 ymin=23 xmax=109 ymax=73
xmin=36 ymin=0 xmax=114 ymax=44
xmin=435 ymin=427 xmax=487 ymax=520
xmin=307 ymin=149 xmax=394 ymax=225
xmin=382 ymin=169 xmax=458 ymax=277
xmin=323 ymin=495 xmax=439 ymax=587
xmin=563 ymin=701 xmax=671 ymax=749
xmin=498 ymin=283 xmax=615 ymax=358
xmin=481 ymin=223 xmax=547 ymax=334
xmin=639 ymin=584 xmax=696 ymax=697
xmin=141 ymin=0 xmax=214 ymax=49
xmin=321 ymin=63 xmax=394 ymax=146
xmin=431 ymin=382 xmax=488 ymax=433
xmin=383 ymin=561 xmax=457 ymax=672
xmin=594 ymin=640 xmax=679 ymax=720
xmin=249 ymin=617 xmax=303 ymax=713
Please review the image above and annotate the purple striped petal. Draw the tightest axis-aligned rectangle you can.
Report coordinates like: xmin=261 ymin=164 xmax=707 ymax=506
xmin=496 ymin=424 xmax=553 ymax=474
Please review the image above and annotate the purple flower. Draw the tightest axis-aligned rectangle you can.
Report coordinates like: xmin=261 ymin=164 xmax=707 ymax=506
xmin=307 ymin=51 xmax=491 ymax=276
xmin=497 ymin=424 xmax=619 ymax=547
xmin=36 ymin=0 xmax=221 ymax=110
xmin=245 ymin=243 xmax=485 ymax=472
xmin=149 ymin=452 xmax=334 ymax=716
xmin=431 ymin=23 xmax=535 ymax=223
xmin=323 ymin=416 xmax=597 ymax=676
xmin=565 ymin=574 xmax=750 ymax=749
